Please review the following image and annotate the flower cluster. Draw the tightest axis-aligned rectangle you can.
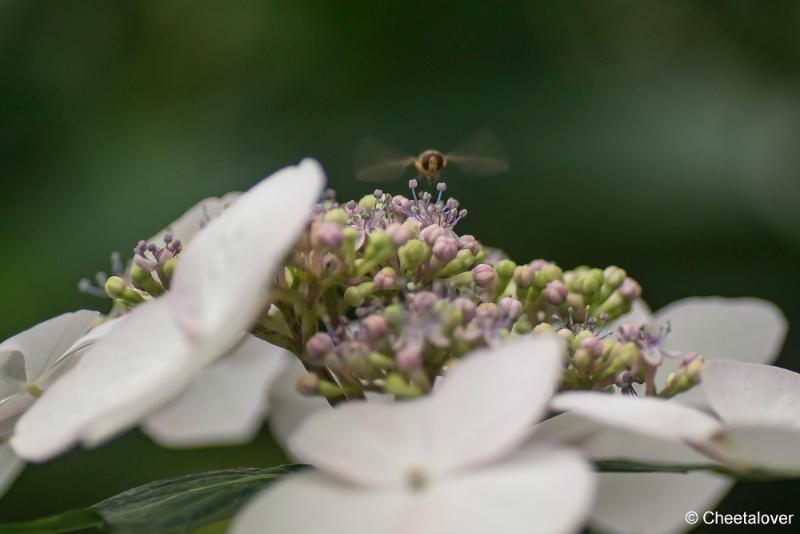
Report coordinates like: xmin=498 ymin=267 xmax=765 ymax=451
xmin=84 ymin=178 xmax=702 ymax=402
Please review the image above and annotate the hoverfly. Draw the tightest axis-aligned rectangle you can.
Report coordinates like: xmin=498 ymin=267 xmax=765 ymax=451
xmin=355 ymin=129 xmax=509 ymax=185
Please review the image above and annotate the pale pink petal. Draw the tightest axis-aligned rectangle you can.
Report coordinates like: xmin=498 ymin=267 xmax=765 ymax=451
xmin=0 ymin=442 xmax=24 ymax=498
xmin=267 ymin=357 xmax=331 ymax=453
xmin=149 ymin=192 xmax=241 ymax=244
xmin=709 ymin=425 xmax=800 ymax=473
xmin=11 ymin=299 xmax=216 ymax=461
xmin=590 ymin=472 xmax=730 ymax=534
xmin=142 ymin=336 xmax=286 ymax=447
xmin=169 ymin=159 xmax=325 ymax=344
xmin=231 ymin=470 xmax=408 ymax=534
xmin=551 ymin=392 xmax=723 ymax=444
xmin=290 ymin=336 xmax=564 ymax=486
xmin=0 ymin=310 xmax=99 ymax=383
xmin=425 ymin=335 xmax=564 ymax=473
xmin=581 ymin=428 xmax=733 ymax=534
xmin=655 ymin=298 xmax=786 ymax=364
xmin=233 ymin=449 xmax=594 ymax=534
xmin=703 ymin=360 xmax=800 ymax=428
xmin=654 ymin=298 xmax=787 ymax=402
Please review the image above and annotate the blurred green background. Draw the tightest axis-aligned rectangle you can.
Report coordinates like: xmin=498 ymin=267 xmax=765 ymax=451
xmin=1 ymin=0 xmax=799 ymax=529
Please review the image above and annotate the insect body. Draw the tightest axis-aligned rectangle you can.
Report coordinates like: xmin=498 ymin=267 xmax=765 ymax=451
xmin=355 ymin=130 xmax=508 ymax=185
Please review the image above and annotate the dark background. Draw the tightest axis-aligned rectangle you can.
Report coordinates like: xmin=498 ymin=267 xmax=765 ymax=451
xmin=1 ymin=0 xmax=798 ymax=530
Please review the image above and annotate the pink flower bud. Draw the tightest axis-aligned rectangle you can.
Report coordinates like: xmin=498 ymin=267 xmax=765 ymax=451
xmin=472 ymin=263 xmax=496 ymax=288
xmin=412 ymin=291 xmax=438 ymax=312
xmin=543 ymin=280 xmax=567 ymax=305
xmin=580 ymin=336 xmax=603 ymax=358
xmin=306 ymin=332 xmax=333 ymax=360
xmin=616 ymin=324 xmax=640 ymax=342
xmin=530 ymin=259 xmax=548 ymax=271
xmin=420 ymin=224 xmax=446 ymax=246
xmin=385 ymin=223 xmax=410 ymax=247
xmin=453 ymin=297 xmax=477 ymax=322
xmin=458 ymin=234 xmax=480 ymax=254
xmin=681 ymin=351 xmax=701 ymax=366
xmin=396 ymin=346 xmax=422 ymax=370
xmin=432 ymin=236 xmax=459 ymax=262
xmin=316 ymin=222 xmax=343 ymax=249
xmin=513 ymin=265 xmax=535 ymax=288
xmin=362 ymin=314 xmax=389 ymax=340
xmin=499 ymin=297 xmax=523 ymax=320
xmin=619 ymin=277 xmax=642 ymax=300
xmin=373 ymin=268 xmax=397 ymax=290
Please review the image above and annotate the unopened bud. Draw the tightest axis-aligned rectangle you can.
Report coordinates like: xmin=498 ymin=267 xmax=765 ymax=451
xmin=495 ymin=259 xmax=517 ymax=280
xmin=619 ymin=277 xmax=642 ymax=300
xmin=306 ymin=332 xmax=333 ymax=360
xmin=432 ymin=236 xmax=459 ymax=262
xmin=499 ymin=297 xmax=523 ymax=320
xmin=323 ymin=208 xmax=347 ymax=225
xmin=315 ymin=222 xmax=344 ymax=249
xmin=543 ymin=280 xmax=568 ymax=305
xmin=385 ymin=223 xmax=410 ymax=246
xmin=513 ymin=265 xmax=536 ymax=288
xmin=472 ymin=264 xmax=496 ymax=288
xmin=581 ymin=269 xmax=604 ymax=295
xmin=458 ymin=234 xmax=480 ymax=254
xmin=420 ymin=224 xmax=446 ymax=246
xmin=604 ymin=266 xmax=627 ymax=288
xmin=453 ymin=297 xmax=477 ymax=322
xmin=358 ymin=194 xmax=378 ymax=210
xmin=296 ymin=373 xmax=320 ymax=396
xmin=362 ymin=314 xmax=389 ymax=340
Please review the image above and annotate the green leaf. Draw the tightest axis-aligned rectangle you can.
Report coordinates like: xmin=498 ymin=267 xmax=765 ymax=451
xmin=90 ymin=465 xmax=303 ymax=534
xmin=0 ymin=465 xmax=304 ymax=534
xmin=0 ymin=509 xmax=104 ymax=533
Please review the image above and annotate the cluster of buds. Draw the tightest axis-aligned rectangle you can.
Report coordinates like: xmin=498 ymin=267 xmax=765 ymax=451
xmin=82 ymin=179 xmax=698 ymax=402
xmin=81 ymin=235 xmax=182 ymax=309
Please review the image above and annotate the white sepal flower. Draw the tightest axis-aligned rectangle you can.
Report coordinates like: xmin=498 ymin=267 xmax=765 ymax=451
xmin=0 ymin=310 xmax=100 ymax=423
xmin=548 ymin=296 xmax=787 ymax=534
xmin=11 ymin=159 xmax=325 ymax=461
xmin=701 ymin=360 xmax=800 ymax=473
xmin=142 ymin=336 xmax=287 ymax=447
xmin=233 ymin=336 xmax=597 ymax=534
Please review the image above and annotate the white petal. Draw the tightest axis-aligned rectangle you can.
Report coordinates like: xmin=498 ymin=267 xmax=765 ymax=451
xmin=580 ymin=428 xmax=733 ymax=534
xmin=702 ymin=360 xmax=800 ymax=428
xmin=149 ymin=192 xmax=241 ymax=244
xmin=143 ymin=336 xmax=287 ymax=447
xmin=425 ymin=335 xmax=565 ymax=472
xmin=709 ymin=425 xmax=800 ymax=473
xmin=423 ymin=448 xmax=595 ymax=534
xmin=551 ymin=392 xmax=723 ymax=444
xmin=169 ymin=159 xmax=325 ymax=344
xmin=232 ymin=449 xmax=594 ymax=534
xmin=654 ymin=298 xmax=787 ymax=402
xmin=231 ymin=470 xmax=407 ymax=534
xmin=11 ymin=299 xmax=216 ymax=461
xmin=655 ymin=297 xmax=786 ymax=364
xmin=267 ymin=357 xmax=331 ymax=453
xmin=289 ymin=336 xmax=565 ymax=486
xmin=0 ymin=442 xmax=24 ymax=498
xmin=590 ymin=472 xmax=730 ymax=534
xmin=0 ymin=351 xmax=27 ymax=402
xmin=0 ymin=310 xmax=99 ymax=383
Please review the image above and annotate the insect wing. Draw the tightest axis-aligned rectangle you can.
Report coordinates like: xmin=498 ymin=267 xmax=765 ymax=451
xmin=445 ymin=129 xmax=510 ymax=176
xmin=355 ymin=137 xmax=416 ymax=182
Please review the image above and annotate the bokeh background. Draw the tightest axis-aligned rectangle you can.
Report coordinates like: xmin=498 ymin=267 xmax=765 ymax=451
xmin=1 ymin=0 xmax=799 ymax=530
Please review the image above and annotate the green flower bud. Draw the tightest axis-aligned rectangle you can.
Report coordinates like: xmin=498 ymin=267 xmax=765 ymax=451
xmin=512 ymin=314 xmax=533 ymax=334
xmin=581 ymin=269 xmax=604 ymax=295
xmin=398 ymin=240 xmax=430 ymax=274
xmin=105 ymin=276 xmax=144 ymax=304
xmin=131 ymin=265 xmax=165 ymax=296
xmin=384 ymin=373 xmax=423 ymax=398
xmin=367 ymin=352 xmax=395 ymax=370
xmin=603 ymin=266 xmax=626 ymax=289
xmin=296 ymin=373 xmax=320 ymax=396
xmin=364 ymin=230 xmax=392 ymax=261
xmin=383 ymin=303 xmax=405 ymax=327
xmin=495 ymin=259 xmax=517 ymax=280
xmin=434 ymin=249 xmax=474 ymax=278
xmin=358 ymin=194 xmax=378 ymax=210
xmin=318 ymin=379 xmax=346 ymax=400
xmin=323 ymin=208 xmax=348 ymax=225
xmin=344 ymin=286 xmax=364 ymax=307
